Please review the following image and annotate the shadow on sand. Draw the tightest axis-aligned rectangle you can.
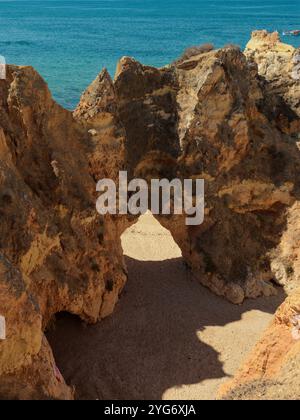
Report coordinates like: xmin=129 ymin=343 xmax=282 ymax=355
xmin=47 ymin=256 xmax=285 ymax=400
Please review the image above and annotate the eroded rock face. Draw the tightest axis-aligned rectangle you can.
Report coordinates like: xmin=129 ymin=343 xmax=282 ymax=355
xmin=0 ymin=66 xmax=128 ymax=399
xmin=76 ymin=44 xmax=300 ymax=304
xmin=245 ymin=30 xmax=300 ymax=118
xmin=218 ymin=288 xmax=300 ymax=400
xmin=0 ymin=336 xmax=72 ymax=400
xmin=173 ymin=46 xmax=300 ymax=302
xmin=1 ymin=32 xmax=300 ymax=399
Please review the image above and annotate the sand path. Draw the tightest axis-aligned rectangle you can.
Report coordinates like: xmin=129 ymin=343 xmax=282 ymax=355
xmin=48 ymin=213 xmax=284 ymax=400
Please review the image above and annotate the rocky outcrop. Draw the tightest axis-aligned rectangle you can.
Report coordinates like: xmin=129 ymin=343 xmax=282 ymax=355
xmin=244 ymin=31 xmax=300 ymax=295
xmin=245 ymin=30 xmax=300 ymax=118
xmin=75 ymin=44 xmax=300 ymax=304
xmin=1 ymin=32 xmax=300 ymax=398
xmin=269 ymin=202 xmax=300 ymax=294
xmin=0 ymin=335 xmax=72 ymax=400
xmin=0 ymin=66 xmax=128 ymax=399
xmin=170 ymin=46 xmax=300 ymax=303
xmin=218 ymin=288 xmax=300 ymax=400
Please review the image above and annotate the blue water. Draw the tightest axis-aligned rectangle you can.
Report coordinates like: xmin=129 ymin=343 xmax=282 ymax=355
xmin=0 ymin=0 xmax=299 ymax=109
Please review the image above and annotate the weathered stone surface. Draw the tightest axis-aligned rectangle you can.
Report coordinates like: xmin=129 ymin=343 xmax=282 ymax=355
xmin=0 ymin=66 xmax=128 ymax=399
xmin=218 ymin=288 xmax=300 ymax=400
xmin=74 ymin=68 xmax=127 ymax=182
xmin=76 ymin=44 xmax=300 ymax=303
xmin=245 ymin=30 xmax=300 ymax=118
xmin=0 ymin=336 xmax=73 ymax=400
xmin=1 ymin=32 xmax=300 ymax=399
xmin=269 ymin=202 xmax=300 ymax=293
xmin=168 ymin=46 xmax=300 ymax=301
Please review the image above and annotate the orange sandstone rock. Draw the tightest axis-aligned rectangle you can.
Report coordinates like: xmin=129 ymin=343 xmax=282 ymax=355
xmin=1 ymin=32 xmax=300 ymax=399
xmin=218 ymin=289 xmax=300 ymax=400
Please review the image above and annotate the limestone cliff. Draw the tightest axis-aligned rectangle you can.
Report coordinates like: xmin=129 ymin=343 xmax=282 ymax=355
xmin=0 ymin=32 xmax=300 ymax=399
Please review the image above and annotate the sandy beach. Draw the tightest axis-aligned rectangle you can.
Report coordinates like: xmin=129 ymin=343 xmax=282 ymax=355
xmin=48 ymin=213 xmax=284 ymax=400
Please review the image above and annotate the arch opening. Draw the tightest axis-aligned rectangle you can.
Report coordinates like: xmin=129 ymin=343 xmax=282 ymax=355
xmin=47 ymin=212 xmax=284 ymax=400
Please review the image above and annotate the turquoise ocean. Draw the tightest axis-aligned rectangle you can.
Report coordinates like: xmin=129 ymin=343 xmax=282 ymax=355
xmin=0 ymin=0 xmax=299 ymax=109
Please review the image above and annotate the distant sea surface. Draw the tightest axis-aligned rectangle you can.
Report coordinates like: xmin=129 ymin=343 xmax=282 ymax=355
xmin=0 ymin=0 xmax=299 ymax=109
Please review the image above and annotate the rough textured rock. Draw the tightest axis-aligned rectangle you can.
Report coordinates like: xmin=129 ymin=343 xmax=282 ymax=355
xmin=244 ymin=32 xmax=300 ymax=295
xmin=0 ymin=66 xmax=128 ymax=399
xmin=168 ymin=46 xmax=300 ymax=302
xmin=1 ymin=32 xmax=300 ymax=399
xmin=73 ymin=68 xmax=127 ymax=182
xmin=218 ymin=288 xmax=300 ymax=400
xmin=269 ymin=202 xmax=300 ymax=294
xmin=75 ymin=45 xmax=300 ymax=304
xmin=0 ymin=336 xmax=72 ymax=400
xmin=245 ymin=30 xmax=300 ymax=118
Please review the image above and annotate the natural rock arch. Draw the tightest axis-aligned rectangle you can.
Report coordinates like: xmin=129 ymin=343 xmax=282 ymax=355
xmin=75 ymin=45 xmax=300 ymax=304
xmin=0 ymin=31 xmax=299 ymax=398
